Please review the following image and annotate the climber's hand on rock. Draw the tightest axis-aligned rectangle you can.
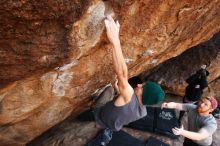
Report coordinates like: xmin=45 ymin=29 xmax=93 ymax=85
xmin=104 ymin=15 xmax=120 ymax=46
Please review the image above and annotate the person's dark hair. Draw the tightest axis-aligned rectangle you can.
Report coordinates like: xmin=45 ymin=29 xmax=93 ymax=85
xmin=196 ymin=69 xmax=209 ymax=77
xmin=128 ymin=76 xmax=143 ymax=88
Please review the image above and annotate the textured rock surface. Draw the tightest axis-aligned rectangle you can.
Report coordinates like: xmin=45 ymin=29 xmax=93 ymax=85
xmin=0 ymin=0 xmax=91 ymax=87
xmin=210 ymin=77 xmax=220 ymax=99
xmin=0 ymin=0 xmax=220 ymax=145
xmin=141 ymin=32 xmax=220 ymax=98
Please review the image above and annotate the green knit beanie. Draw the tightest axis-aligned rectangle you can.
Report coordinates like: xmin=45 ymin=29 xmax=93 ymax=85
xmin=142 ymin=81 xmax=165 ymax=105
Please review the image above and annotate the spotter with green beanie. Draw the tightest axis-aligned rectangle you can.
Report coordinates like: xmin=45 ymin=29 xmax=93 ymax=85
xmin=142 ymin=81 xmax=165 ymax=105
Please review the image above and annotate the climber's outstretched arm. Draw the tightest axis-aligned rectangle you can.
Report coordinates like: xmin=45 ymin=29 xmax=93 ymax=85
xmin=104 ymin=16 xmax=133 ymax=105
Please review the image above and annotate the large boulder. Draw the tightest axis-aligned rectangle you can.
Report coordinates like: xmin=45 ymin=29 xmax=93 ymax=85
xmin=141 ymin=32 xmax=220 ymax=98
xmin=0 ymin=0 xmax=220 ymax=145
